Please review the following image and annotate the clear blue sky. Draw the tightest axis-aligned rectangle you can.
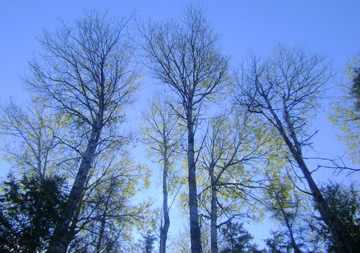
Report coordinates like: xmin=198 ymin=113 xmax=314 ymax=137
xmin=1 ymin=0 xmax=358 ymax=178
xmin=1 ymin=0 xmax=359 ymax=101
xmin=0 ymin=0 xmax=359 ymax=248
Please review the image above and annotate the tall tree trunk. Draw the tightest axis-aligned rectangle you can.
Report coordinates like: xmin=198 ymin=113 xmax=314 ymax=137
xmin=210 ymin=171 xmax=218 ymax=253
xmin=160 ymin=146 xmax=170 ymax=253
xmin=187 ymin=110 xmax=202 ymax=253
xmin=269 ymin=102 xmax=354 ymax=253
xmin=48 ymin=126 xmax=101 ymax=253
xmin=286 ymin=125 xmax=352 ymax=252
xmin=67 ymin=187 xmax=85 ymax=247
xmin=296 ymin=157 xmax=352 ymax=253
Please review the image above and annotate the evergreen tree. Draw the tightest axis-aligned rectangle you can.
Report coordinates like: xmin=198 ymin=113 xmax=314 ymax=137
xmin=0 ymin=174 xmax=67 ymax=252
xmin=312 ymin=183 xmax=360 ymax=252
xmin=142 ymin=230 xmax=157 ymax=253
xmin=219 ymin=222 xmax=263 ymax=253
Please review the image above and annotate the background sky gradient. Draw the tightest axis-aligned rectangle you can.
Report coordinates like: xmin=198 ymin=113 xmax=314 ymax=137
xmin=0 ymin=0 xmax=359 ymax=248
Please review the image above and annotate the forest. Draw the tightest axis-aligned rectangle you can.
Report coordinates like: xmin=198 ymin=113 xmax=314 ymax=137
xmin=0 ymin=6 xmax=359 ymax=253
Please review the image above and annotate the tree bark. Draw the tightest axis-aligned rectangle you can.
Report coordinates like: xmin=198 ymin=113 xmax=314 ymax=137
xmin=260 ymin=93 xmax=354 ymax=253
xmin=47 ymin=125 xmax=101 ymax=253
xmin=160 ymin=146 xmax=170 ymax=253
xmin=210 ymin=171 xmax=218 ymax=253
xmin=279 ymin=107 xmax=353 ymax=253
xmin=296 ymin=156 xmax=352 ymax=253
xmin=187 ymin=110 xmax=202 ymax=253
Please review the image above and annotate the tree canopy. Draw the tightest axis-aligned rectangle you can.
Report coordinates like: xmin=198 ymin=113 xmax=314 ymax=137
xmin=0 ymin=6 xmax=358 ymax=253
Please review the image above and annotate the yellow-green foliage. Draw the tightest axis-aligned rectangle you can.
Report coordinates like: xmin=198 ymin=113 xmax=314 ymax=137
xmin=329 ymin=55 xmax=360 ymax=164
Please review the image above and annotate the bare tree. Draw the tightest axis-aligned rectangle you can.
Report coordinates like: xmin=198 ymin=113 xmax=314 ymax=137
xmin=142 ymin=93 xmax=183 ymax=253
xmin=237 ymin=45 xmax=354 ymax=253
xmin=25 ymin=11 xmax=140 ymax=252
xmin=140 ymin=7 xmax=229 ymax=252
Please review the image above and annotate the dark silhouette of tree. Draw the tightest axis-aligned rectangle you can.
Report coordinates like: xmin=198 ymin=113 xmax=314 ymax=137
xmin=349 ymin=63 xmax=360 ymax=112
xmin=0 ymin=174 xmax=67 ymax=252
xmin=311 ymin=183 xmax=360 ymax=252
xmin=237 ymin=45 xmax=355 ymax=252
xmin=140 ymin=6 xmax=229 ymax=252
xmin=219 ymin=222 xmax=263 ymax=253
xmin=25 ymin=10 xmax=140 ymax=252
xmin=142 ymin=230 xmax=157 ymax=253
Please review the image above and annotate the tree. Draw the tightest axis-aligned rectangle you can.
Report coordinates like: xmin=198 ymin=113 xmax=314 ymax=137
xmin=0 ymin=101 xmax=65 ymax=178
xmin=0 ymin=98 xmax=147 ymax=252
xmin=142 ymin=230 xmax=157 ymax=253
xmin=265 ymin=176 xmax=304 ymax=253
xmin=349 ymin=56 xmax=360 ymax=112
xmin=197 ymin=110 xmax=269 ymax=253
xmin=140 ymin=6 xmax=229 ymax=252
xmin=25 ymin=10 xmax=140 ymax=252
xmin=219 ymin=222 xmax=263 ymax=253
xmin=237 ymin=45 xmax=355 ymax=252
xmin=329 ymin=54 xmax=360 ymax=166
xmin=311 ymin=182 xmax=360 ymax=252
xmin=67 ymin=147 xmax=150 ymax=252
xmin=0 ymin=173 xmax=67 ymax=252
xmin=142 ymin=93 xmax=183 ymax=253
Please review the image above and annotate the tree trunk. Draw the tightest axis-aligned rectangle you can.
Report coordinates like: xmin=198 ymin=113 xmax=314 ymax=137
xmin=47 ymin=126 xmax=101 ymax=253
xmin=269 ymin=102 xmax=354 ymax=253
xmin=210 ymin=171 xmax=218 ymax=253
xmin=187 ymin=110 xmax=202 ymax=253
xmin=160 ymin=146 xmax=170 ymax=253
xmin=66 ymin=187 xmax=85 ymax=247
xmin=296 ymin=157 xmax=352 ymax=253
xmin=286 ymin=127 xmax=352 ymax=252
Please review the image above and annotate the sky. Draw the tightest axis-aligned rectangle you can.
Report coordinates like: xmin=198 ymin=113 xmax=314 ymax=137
xmin=0 ymin=0 xmax=359 ymax=249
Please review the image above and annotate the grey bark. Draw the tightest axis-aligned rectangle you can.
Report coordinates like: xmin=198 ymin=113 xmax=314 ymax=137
xmin=160 ymin=146 xmax=170 ymax=253
xmin=271 ymin=184 xmax=302 ymax=253
xmin=48 ymin=124 xmax=102 ymax=252
xmin=210 ymin=171 xmax=218 ymax=253
xmin=199 ymin=113 xmax=263 ymax=253
xmin=187 ymin=111 xmax=202 ymax=252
